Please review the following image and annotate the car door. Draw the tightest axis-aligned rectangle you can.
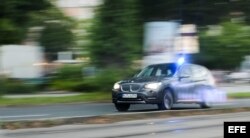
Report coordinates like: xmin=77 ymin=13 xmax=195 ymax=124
xmin=190 ymin=65 xmax=216 ymax=100
xmin=189 ymin=65 xmax=208 ymax=85
xmin=173 ymin=64 xmax=196 ymax=101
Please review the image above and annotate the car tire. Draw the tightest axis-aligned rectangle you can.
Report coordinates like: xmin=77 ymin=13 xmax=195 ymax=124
xmin=115 ymin=103 xmax=130 ymax=112
xmin=198 ymin=86 xmax=212 ymax=109
xmin=200 ymin=102 xmax=211 ymax=108
xmin=158 ymin=91 xmax=173 ymax=110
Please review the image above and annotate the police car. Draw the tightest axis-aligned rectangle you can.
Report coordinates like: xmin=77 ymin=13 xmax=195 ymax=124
xmin=112 ymin=61 xmax=226 ymax=111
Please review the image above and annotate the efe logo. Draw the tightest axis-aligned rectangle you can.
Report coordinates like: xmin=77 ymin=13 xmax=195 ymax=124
xmin=224 ymin=122 xmax=249 ymax=138
xmin=228 ymin=126 xmax=246 ymax=133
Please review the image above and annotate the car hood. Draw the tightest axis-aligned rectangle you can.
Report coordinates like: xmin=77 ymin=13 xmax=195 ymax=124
xmin=121 ymin=76 xmax=170 ymax=84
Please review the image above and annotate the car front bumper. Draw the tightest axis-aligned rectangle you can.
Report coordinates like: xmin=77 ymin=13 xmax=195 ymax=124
xmin=112 ymin=91 xmax=161 ymax=104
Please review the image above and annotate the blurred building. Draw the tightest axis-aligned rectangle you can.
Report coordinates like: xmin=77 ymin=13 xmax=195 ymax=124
xmin=0 ymin=45 xmax=45 ymax=79
xmin=55 ymin=0 xmax=102 ymax=20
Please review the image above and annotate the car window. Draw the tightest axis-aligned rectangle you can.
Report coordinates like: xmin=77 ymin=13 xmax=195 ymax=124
xmin=155 ymin=68 xmax=162 ymax=76
xmin=190 ymin=65 xmax=208 ymax=78
xmin=137 ymin=63 xmax=177 ymax=77
xmin=138 ymin=66 xmax=154 ymax=77
xmin=178 ymin=65 xmax=192 ymax=77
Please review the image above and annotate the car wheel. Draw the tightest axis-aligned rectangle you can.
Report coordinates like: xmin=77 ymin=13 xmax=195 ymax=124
xmin=198 ymin=87 xmax=212 ymax=109
xmin=200 ymin=102 xmax=211 ymax=108
xmin=115 ymin=103 xmax=130 ymax=112
xmin=158 ymin=91 xmax=173 ymax=110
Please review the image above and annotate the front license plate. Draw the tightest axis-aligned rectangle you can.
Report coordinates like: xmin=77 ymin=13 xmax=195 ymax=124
xmin=122 ymin=94 xmax=137 ymax=98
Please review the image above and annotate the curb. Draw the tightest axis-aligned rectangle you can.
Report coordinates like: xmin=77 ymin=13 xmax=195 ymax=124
xmin=2 ymin=107 xmax=250 ymax=130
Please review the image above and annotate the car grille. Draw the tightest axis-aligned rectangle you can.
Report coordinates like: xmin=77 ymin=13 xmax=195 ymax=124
xmin=121 ymin=84 xmax=141 ymax=92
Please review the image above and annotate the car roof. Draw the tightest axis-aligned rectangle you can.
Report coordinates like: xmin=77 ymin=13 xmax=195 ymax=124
xmin=147 ymin=63 xmax=208 ymax=69
xmin=147 ymin=63 xmax=176 ymax=66
xmin=148 ymin=63 xmax=198 ymax=66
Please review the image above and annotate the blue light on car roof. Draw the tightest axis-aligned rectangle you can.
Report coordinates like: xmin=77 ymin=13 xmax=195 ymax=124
xmin=177 ymin=57 xmax=185 ymax=65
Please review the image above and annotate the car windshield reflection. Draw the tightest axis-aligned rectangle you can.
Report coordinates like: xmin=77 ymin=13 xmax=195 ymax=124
xmin=136 ymin=63 xmax=177 ymax=78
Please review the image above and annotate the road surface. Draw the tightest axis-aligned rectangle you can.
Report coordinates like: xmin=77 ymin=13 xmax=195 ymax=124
xmin=1 ymin=99 xmax=250 ymax=122
xmin=2 ymin=112 xmax=250 ymax=138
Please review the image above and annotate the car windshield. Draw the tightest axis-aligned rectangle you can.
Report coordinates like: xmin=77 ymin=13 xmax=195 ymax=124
xmin=136 ymin=63 xmax=177 ymax=77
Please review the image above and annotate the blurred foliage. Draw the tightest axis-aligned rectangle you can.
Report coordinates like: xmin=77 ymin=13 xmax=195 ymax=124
xmin=28 ymin=6 xmax=73 ymax=26
xmin=0 ymin=0 xmax=75 ymax=61
xmin=0 ymin=78 xmax=38 ymax=94
xmin=88 ymin=0 xmax=143 ymax=67
xmin=74 ymin=19 xmax=93 ymax=57
xmin=140 ymin=0 xmax=250 ymax=25
xmin=34 ymin=6 xmax=76 ymax=60
xmin=39 ymin=22 xmax=75 ymax=60
xmin=0 ymin=78 xmax=5 ymax=95
xmin=51 ymin=65 xmax=139 ymax=92
xmin=0 ymin=0 xmax=51 ymax=44
xmin=55 ymin=65 xmax=83 ymax=81
xmin=1 ymin=0 xmax=250 ymax=94
xmin=0 ymin=19 xmax=24 ymax=44
xmin=195 ymin=22 xmax=250 ymax=69
xmin=88 ymin=0 xmax=250 ymax=69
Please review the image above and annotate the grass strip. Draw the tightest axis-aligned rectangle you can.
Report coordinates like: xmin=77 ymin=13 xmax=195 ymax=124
xmin=0 ymin=92 xmax=250 ymax=106
xmin=0 ymin=92 xmax=111 ymax=106
xmin=228 ymin=92 xmax=250 ymax=99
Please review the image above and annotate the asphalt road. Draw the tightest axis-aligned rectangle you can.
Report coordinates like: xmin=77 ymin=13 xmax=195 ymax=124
xmin=1 ymin=99 xmax=250 ymax=122
xmin=0 ymin=84 xmax=250 ymax=122
xmin=2 ymin=112 xmax=250 ymax=138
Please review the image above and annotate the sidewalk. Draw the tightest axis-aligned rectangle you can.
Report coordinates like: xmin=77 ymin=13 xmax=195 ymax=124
xmin=217 ymin=82 xmax=250 ymax=87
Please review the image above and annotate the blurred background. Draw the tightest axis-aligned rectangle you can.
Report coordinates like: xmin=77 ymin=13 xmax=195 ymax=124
xmin=0 ymin=0 xmax=250 ymax=96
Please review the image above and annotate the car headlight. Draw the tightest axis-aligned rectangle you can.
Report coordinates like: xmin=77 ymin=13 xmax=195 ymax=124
xmin=144 ymin=82 xmax=162 ymax=90
xmin=113 ymin=83 xmax=120 ymax=90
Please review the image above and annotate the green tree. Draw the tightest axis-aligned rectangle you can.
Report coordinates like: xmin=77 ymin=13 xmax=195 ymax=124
xmin=0 ymin=0 xmax=51 ymax=44
xmin=195 ymin=22 xmax=250 ymax=69
xmin=88 ymin=0 xmax=250 ymax=68
xmin=39 ymin=22 xmax=74 ymax=60
xmin=33 ymin=5 xmax=76 ymax=61
xmin=88 ymin=0 xmax=142 ymax=67
xmin=140 ymin=0 xmax=250 ymax=25
xmin=0 ymin=19 xmax=23 ymax=44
